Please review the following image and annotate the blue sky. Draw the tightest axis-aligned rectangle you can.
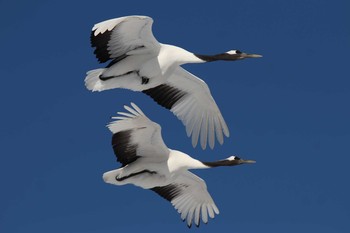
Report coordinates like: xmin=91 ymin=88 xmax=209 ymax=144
xmin=0 ymin=0 xmax=349 ymax=232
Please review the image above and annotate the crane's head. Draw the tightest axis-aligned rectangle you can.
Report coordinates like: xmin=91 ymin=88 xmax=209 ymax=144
xmin=225 ymin=155 xmax=256 ymax=165
xmin=224 ymin=50 xmax=262 ymax=60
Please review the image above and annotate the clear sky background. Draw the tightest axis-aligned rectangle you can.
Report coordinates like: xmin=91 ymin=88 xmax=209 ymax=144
xmin=1 ymin=0 xmax=349 ymax=232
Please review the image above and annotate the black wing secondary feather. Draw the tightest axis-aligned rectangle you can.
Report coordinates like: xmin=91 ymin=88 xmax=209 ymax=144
xmin=111 ymin=130 xmax=139 ymax=167
xmin=151 ymin=183 xmax=188 ymax=202
xmin=142 ymin=84 xmax=187 ymax=110
xmin=91 ymin=30 xmax=113 ymax=63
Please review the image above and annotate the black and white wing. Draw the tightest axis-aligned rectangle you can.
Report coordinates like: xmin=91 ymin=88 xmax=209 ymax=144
xmin=143 ymin=66 xmax=229 ymax=150
xmin=91 ymin=15 xmax=160 ymax=63
xmin=151 ymin=171 xmax=219 ymax=228
xmin=107 ymin=103 xmax=169 ymax=166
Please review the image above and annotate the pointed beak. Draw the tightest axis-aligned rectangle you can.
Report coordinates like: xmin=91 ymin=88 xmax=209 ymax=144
xmin=241 ymin=159 xmax=256 ymax=164
xmin=241 ymin=53 xmax=263 ymax=58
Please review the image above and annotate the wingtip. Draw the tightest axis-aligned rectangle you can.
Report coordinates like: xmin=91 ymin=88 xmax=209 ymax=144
xmin=224 ymin=130 xmax=230 ymax=138
xmin=130 ymin=102 xmax=146 ymax=116
xmin=123 ymin=104 xmax=139 ymax=116
xmin=209 ymin=143 xmax=214 ymax=150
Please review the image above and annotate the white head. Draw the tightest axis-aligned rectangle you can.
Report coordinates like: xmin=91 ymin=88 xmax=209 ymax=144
xmin=226 ymin=50 xmax=242 ymax=55
xmin=229 ymin=155 xmax=256 ymax=165
xmin=227 ymin=155 xmax=239 ymax=161
xmin=225 ymin=49 xmax=263 ymax=59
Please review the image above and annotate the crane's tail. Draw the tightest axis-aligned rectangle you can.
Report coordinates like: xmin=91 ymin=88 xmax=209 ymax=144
xmin=103 ymin=169 xmax=118 ymax=184
xmin=84 ymin=68 xmax=107 ymax=92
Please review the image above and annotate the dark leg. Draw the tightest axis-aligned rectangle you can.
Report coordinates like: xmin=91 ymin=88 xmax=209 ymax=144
xmin=137 ymin=71 xmax=150 ymax=85
xmin=99 ymin=71 xmax=136 ymax=81
xmin=99 ymin=75 xmax=116 ymax=81
xmin=142 ymin=77 xmax=150 ymax=84
xmin=116 ymin=170 xmax=157 ymax=181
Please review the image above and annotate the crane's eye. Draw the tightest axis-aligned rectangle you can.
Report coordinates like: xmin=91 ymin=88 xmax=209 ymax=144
xmin=236 ymin=50 xmax=242 ymax=54
xmin=234 ymin=156 xmax=241 ymax=160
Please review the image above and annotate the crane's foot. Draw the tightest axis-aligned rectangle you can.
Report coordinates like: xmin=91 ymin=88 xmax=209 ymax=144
xmin=141 ymin=76 xmax=150 ymax=84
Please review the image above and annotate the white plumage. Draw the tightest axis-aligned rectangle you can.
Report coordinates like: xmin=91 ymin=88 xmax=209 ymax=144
xmin=85 ymin=15 xmax=261 ymax=150
xmin=102 ymin=103 xmax=255 ymax=227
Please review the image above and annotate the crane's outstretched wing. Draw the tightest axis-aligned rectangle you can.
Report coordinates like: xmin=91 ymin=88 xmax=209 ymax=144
xmin=151 ymin=171 xmax=219 ymax=228
xmin=143 ymin=66 xmax=229 ymax=150
xmin=107 ymin=103 xmax=169 ymax=167
xmin=91 ymin=15 xmax=160 ymax=63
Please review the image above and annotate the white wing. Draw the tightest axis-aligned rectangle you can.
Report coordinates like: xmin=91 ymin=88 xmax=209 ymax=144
xmin=91 ymin=15 xmax=160 ymax=63
xmin=107 ymin=103 xmax=169 ymax=166
xmin=151 ymin=171 xmax=219 ymax=228
xmin=143 ymin=66 xmax=229 ymax=149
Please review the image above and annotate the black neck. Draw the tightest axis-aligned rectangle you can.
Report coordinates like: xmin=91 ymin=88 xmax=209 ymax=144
xmin=202 ymin=160 xmax=241 ymax=168
xmin=194 ymin=53 xmax=240 ymax=62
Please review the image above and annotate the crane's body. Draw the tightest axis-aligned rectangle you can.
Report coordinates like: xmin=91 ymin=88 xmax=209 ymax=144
xmin=89 ymin=44 xmax=204 ymax=91
xmin=85 ymin=15 xmax=262 ymax=150
xmin=102 ymin=103 xmax=255 ymax=227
